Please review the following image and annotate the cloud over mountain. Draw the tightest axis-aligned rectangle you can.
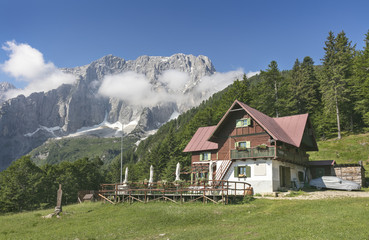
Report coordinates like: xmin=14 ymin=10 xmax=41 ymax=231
xmin=98 ymin=68 xmax=244 ymax=107
xmin=1 ymin=41 xmax=76 ymax=99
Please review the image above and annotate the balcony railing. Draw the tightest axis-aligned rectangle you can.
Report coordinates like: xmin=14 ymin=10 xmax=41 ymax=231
xmin=230 ymin=146 xmax=309 ymax=163
xmin=276 ymin=148 xmax=309 ymax=163
xmin=231 ymin=147 xmax=275 ymax=159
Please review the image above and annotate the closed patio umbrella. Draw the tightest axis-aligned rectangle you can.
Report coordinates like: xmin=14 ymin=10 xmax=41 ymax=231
xmin=175 ymin=162 xmax=181 ymax=181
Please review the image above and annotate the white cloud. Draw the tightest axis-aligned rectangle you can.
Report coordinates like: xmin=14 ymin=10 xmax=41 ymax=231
xmin=196 ymin=69 xmax=244 ymax=94
xmin=158 ymin=69 xmax=189 ymax=91
xmin=98 ymin=71 xmax=167 ymax=106
xmin=1 ymin=41 xmax=76 ymax=99
xmin=246 ymin=71 xmax=260 ymax=78
xmin=98 ymin=68 xmax=246 ymax=108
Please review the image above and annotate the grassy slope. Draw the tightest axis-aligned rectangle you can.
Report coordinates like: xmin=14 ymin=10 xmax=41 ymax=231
xmin=308 ymin=132 xmax=369 ymax=176
xmin=1 ymin=199 xmax=369 ymax=239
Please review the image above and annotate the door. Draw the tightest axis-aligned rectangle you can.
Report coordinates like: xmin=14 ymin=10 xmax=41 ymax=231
xmin=279 ymin=166 xmax=291 ymax=188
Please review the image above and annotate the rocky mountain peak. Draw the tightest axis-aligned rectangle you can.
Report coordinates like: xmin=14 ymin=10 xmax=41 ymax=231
xmin=0 ymin=53 xmax=218 ymax=170
xmin=0 ymin=82 xmax=16 ymax=104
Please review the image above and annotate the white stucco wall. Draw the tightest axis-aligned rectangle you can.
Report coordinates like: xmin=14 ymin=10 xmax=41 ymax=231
xmin=221 ymin=159 xmax=307 ymax=193
xmin=222 ymin=159 xmax=274 ymax=193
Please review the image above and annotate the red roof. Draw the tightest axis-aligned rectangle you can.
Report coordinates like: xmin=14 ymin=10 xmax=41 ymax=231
xmin=184 ymin=100 xmax=318 ymax=153
xmin=238 ymin=101 xmax=298 ymax=147
xmin=209 ymin=100 xmax=316 ymax=149
xmin=274 ymin=113 xmax=309 ymax=147
xmin=183 ymin=126 xmax=218 ymax=152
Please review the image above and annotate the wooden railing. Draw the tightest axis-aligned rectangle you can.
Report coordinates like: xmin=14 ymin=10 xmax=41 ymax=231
xmin=276 ymin=148 xmax=309 ymax=163
xmin=230 ymin=147 xmax=275 ymax=159
xmin=215 ymin=160 xmax=232 ymax=180
xmin=99 ymin=180 xmax=252 ymax=204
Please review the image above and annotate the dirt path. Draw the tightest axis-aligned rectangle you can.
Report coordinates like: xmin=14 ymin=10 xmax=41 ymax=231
xmin=256 ymin=190 xmax=369 ymax=200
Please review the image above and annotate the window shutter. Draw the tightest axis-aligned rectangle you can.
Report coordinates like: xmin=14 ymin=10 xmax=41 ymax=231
xmin=246 ymin=166 xmax=251 ymax=177
xmin=246 ymin=141 xmax=251 ymax=148
xmin=200 ymin=153 xmax=203 ymax=161
xmin=236 ymin=120 xmax=243 ymax=127
xmin=234 ymin=166 xmax=239 ymax=177
xmin=247 ymin=118 xmax=251 ymax=126
xmin=235 ymin=142 xmax=239 ymax=148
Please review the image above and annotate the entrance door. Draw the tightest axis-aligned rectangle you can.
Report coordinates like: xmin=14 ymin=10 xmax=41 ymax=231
xmin=279 ymin=166 xmax=291 ymax=188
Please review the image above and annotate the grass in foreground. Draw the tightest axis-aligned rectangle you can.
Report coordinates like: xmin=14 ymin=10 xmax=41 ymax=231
xmin=1 ymin=198 xmax=369 ymax=240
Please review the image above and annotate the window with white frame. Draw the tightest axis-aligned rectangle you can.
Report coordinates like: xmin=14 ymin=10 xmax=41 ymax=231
xmin=236 ymin=118 xmax=251 ymax=128
xmin=235 ymin=141 xmax=251 ymax=149
xmin=200 ymin=152 xmax=211 ymax=161
xmin=234 ymin=165 xmax=251 ymax=178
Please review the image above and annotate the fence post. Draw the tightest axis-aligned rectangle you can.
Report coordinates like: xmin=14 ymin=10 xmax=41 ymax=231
xmin=115 ymin=184 xmax=117 ymax=203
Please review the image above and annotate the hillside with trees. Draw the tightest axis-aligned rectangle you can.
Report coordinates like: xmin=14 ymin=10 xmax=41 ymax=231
xmin=120 ymin=30 xmax=369 ymax=183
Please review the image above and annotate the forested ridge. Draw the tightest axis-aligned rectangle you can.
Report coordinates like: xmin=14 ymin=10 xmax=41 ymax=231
xmin=1 ymin=30 xmax=369 ymax=213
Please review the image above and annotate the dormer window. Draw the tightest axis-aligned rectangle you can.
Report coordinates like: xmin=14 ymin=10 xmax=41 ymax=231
xmin=236 ymin=118 xmax=251 ymax=128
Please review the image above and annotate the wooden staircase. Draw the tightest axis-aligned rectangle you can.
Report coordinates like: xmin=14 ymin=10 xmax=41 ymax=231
xmin=215 ymin=160 xmax=232 ymax=181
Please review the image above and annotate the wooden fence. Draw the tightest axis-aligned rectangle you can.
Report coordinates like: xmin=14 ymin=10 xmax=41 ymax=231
xmin=99 ymin=180 xmax=252 ymax=204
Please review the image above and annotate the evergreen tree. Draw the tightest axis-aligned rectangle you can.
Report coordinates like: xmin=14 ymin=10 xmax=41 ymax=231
xmin=300 ymin=56 xmax=321 ymax=115
xmin=353 ymin=30 xmax=369 ymax=128
xmin=252 ymin=61 xmax=286 ymax=117
xmin=320 ymin=31 xmax=355 ymax=139
xmin=286 ymin=59 xmax=301 ymax=114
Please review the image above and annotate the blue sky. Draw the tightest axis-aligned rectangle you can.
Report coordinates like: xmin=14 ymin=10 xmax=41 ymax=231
xmin=1 ymin=0 xmax=369 ymax=88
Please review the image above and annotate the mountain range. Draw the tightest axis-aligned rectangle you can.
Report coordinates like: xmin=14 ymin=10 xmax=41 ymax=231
xmin=0 ymin=53 xmax=222 ymax=170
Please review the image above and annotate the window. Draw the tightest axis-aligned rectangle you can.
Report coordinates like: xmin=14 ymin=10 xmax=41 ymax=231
xmin=236 ymin=118 xmax=251 ymax=128
xmin=235 ymin=141 xmax=251 ymax=149
xmin=200 ymin=152 xmax=211 ymax=161
xmin=234 ymin=165 xmax=251 ymax=178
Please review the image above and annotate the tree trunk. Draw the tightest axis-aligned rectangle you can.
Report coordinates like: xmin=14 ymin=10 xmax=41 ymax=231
xmin=274 ymin=79 xmax=279 ymax=117
xmin=335 ymin=87 xmax=341 ymax=139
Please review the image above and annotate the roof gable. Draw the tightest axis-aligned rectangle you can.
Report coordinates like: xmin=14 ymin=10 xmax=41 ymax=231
xmin=208 ymin=100 xmax=318 ymax=150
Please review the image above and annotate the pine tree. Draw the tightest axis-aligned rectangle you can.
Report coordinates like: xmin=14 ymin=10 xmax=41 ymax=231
xmin=353 ymin=30 xmax=369 ymax=127
xmin=286 ymin=59 xmax=301 ymax=114
xmin=300 ymin=56 xmax=320 ymax=114
xmin=320 ymin=31 xmax=355 ymax=139
xmin=252 ymin=61 xmax=285 ymax=117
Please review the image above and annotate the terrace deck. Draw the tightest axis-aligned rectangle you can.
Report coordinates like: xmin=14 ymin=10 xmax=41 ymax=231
xmin=99 ymin=180 xmax=252 ymax=204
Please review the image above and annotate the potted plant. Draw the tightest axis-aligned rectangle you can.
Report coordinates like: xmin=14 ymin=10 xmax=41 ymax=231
xmin=257 ymin=144 xmax=268 ymax=149
xmin=236 ymin=146 xmax=247 ymax=151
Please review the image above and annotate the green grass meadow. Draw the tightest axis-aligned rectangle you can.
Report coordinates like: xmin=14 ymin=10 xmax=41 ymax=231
xmin=1 ymin=198 xmax=369 ymax=240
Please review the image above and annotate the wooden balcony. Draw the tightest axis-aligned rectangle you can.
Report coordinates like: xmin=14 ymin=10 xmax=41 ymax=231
xmin=231 ymin=147 xmax=275 ymax=159
xmin=230 ymin=146 xmax=309 ymax=163
xmin=276 ymin=148 xmax=309 ymax=163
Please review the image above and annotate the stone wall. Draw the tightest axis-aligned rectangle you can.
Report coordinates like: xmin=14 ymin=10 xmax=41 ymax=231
xmin=333 ymin=165 xmax=365 ymax=187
